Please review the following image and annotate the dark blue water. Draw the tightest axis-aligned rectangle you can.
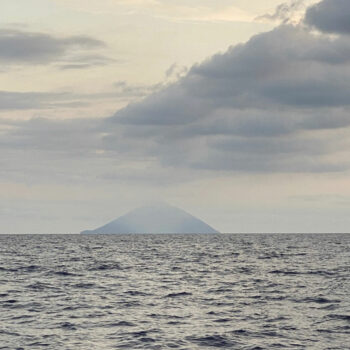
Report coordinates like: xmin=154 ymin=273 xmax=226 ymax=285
xmin=0 ymin=234 xmax=349 ymax=349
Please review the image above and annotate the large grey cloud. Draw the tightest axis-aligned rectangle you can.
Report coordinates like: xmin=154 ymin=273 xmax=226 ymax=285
xmin=102 ymin=19 xmax=350 ymax=173
xmin=0 ymin=29 xmax=106 ymax=66
xmin=113 ymin=25 xmax=350 ymax=125
xmin=305 ymin=0 xmax=350 ymax=34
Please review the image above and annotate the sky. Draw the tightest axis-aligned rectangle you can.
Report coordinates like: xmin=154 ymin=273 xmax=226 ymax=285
xmin=2 ymin=0 xmax=350 ymax=234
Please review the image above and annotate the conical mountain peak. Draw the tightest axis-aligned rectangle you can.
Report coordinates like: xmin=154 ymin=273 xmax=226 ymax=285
xmin=81 ymin=204 xmax=219 ymax=234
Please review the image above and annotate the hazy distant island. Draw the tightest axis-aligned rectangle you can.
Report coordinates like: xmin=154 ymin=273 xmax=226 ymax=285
xmin=81 ymin=203 xmax=219 ymax=234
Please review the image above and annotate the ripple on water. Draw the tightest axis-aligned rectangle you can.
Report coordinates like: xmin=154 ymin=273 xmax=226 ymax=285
xmin=0 ymin=233 xmax=349 ymax=349
xmin=186 ymin=334 xmax=239 ymax=347
xmin=164 ymin=292 xmax=192 ymax=298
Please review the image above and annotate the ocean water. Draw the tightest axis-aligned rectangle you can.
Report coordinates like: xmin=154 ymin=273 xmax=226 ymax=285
xmin=0 ymin=234 xmax=349 ymax=350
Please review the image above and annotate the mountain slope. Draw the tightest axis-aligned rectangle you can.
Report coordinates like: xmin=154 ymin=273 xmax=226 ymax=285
xmin=81 ymin=204 xmax=219 ymax=234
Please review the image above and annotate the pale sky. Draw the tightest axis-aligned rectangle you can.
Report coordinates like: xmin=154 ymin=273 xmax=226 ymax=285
xmin=2 ymin=0 xmax=350 ymax=234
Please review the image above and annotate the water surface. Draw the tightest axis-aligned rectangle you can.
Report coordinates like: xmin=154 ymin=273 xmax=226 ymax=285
xmin=0 ymin=234 xmax=349 ymax=349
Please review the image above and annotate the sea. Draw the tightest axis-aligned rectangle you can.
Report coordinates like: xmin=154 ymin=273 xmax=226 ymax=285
xmin=0 ymin=233 xmax=349 ymax=349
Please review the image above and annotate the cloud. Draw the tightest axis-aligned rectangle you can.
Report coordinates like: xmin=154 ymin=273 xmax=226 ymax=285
xmin=0 ymin=115 xmax=200 ymax=187
xmin=58 ymin=54 xmax=116 ymax=70
xmin=305 ymin=0 xmax=350 ymax=35
xmin=257 ymin=0 xmax=306 ymax=24
xmin=0 ymin=81 xmax=161 ymax=112
xmin=3 ymin=0 xmax=350 ymax=182
xmin=0 ymin=29 xmax=107 ymax=67
xmin=0 ymin=91 xmax=87 ymax=110
xmin=0 ymin=62 xmax=182 ymax=112
xmin=113 ymin=81 xmax=163 ymax=99
xmin=105 ymin=18 xmax=350 ymax=173
xmin=165 ymin=63 xmax=188 ymax=79
xmin=0 ymin=117 xmax=102 ymax=153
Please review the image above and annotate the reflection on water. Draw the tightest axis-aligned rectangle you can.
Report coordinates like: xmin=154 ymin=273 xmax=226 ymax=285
xmin=0 ymin=233 xmax=349 ymax=349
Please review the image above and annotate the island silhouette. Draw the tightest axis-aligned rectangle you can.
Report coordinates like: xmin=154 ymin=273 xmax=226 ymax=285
xmin=81 ymin=203 xmax=219 ymax=234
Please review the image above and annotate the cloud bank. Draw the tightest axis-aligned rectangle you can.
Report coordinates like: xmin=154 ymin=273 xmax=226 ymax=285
xmin=0 ymin=29 xmax=107 ymax=67
xmin=104 ymin=1 xmax=350 ymax=173
xmin=305 ymin=0 xmax=350 ymax=34
xmin=3 ymin=0 xmax=350 ymax=184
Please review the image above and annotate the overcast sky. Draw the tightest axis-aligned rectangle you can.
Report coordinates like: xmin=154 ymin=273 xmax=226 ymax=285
xmin=2 ymin=0 xmax=350 ymax=234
